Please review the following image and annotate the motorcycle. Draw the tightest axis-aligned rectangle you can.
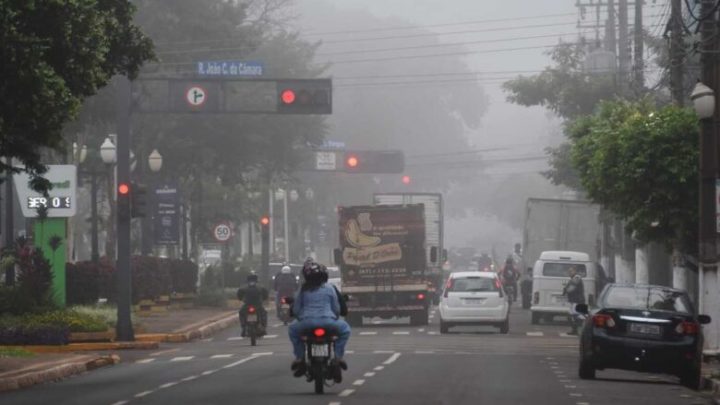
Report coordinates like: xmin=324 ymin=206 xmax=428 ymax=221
xmin=301 ymin=327 xmax=343 ymax=394
xmin=246 ymin=305 xmax=264 ymax=346
xmin=277 ymin=296 xmax=292 ymax=325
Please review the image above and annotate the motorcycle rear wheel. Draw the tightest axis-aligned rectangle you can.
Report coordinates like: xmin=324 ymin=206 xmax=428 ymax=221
xmin=313 ymin=363 xmax=324 ymax=394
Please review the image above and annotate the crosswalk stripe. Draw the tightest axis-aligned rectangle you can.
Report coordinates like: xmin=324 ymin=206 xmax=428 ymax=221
xmin=211 ymin=354 xmax=233 ymax=359
xmin=526 ymin=331 xmax=544 ymax=337
xmin=136 ymin=358 xmax=156 ymax=364
xmin=228 ymin=336 xmax=244 ymax=341
xmin=170 ymin=356 xmax=194 ymax=362
xmin=359 ymin=331 xmax=378 ymax=335
xmin=392 ymin=331 xmax=410 ymax=335
xmin=427 ymin=331 xmax=438 ymax=335
xmin=264 ymin=335 xmax=278 ymax=339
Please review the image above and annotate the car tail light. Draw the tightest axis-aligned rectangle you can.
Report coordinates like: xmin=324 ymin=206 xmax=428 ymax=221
xmin=593 ymin=314 xmax=616 ymax=328
xmin=314 ymin=328 xmax=326 ymax=337
xmin=533 ymin=292 xmax=539 ymax=305
xmin=675 ymin=321 xmax=699 ymax=335
xmin=444 ymin=279 xmax=453 ymax=298
xmin=417 ymin=293 xmax=425 ymax=300
xmin=248 ymin=306 xmax=256 ymax=314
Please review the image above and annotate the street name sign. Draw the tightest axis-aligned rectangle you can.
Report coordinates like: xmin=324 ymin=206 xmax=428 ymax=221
xmin=197 ymin=60 xmax=264 ymax=77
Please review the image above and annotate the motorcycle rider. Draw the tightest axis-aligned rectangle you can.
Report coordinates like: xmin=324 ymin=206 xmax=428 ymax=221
xmin=289 ymin=260 xmax=351 ymax=378
xmin=274 ymin=265 xmax=299 ymax=319
xmin=562 ymin=266 xmax=586 ymax=335
xmin=237 ymin=273 xmax=269 ymax=337
xmin=500 ymin=256 xmax=519 ymax=302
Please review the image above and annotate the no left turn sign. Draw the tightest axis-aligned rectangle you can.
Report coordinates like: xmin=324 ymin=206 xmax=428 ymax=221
xmin=213 ymin=223 xmax=232 ymax=242
xmin=186 ymin=86 xmax=207 ymax=107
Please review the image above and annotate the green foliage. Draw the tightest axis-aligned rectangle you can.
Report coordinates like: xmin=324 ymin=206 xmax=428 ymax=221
xmin=569 ymin=100 xmax=699 ymax=253
xmin=0 ymin=309 xmax=108 ymax=345
xmin=0 ymin=238 xmax=56 ymax=314
xmin=69 ymin=305 xmax=137 ymax=329
xmin=194 ymin=266 xmax=227 ymax=308
xmin=0 ymin=347 xmax=34 ymax=358
xmin=0 ymin=0 xmax=153 ymax=186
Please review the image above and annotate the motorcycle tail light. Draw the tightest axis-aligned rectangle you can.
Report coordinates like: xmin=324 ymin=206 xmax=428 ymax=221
xmin=495 ymin=279 xmax=502 ymax=290
xmin=248 ymin=306 xmax=256 ymax=314
xmin=676 ymin=321 xmax=699 ymax=335
xmin=417 ymin=293 xmax=425 ymax=300
xmin=280 ymin=297 xmax=287 ymax=305
xmin=592 ymin=314 xmax=615 ymax=328
xmin=314 ymin=328 xmax=326 ymax=337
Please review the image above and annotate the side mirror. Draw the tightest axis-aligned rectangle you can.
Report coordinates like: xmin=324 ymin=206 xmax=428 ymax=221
xmin=430 ymin=247 xmax=438 ymax=264
xmin=699 ymin=314 xmax=712 ymax=324
xmin=333 ymin=248 xmax=344 ymax=266
xmin=575 ymin=304 xmax=589 ymax=315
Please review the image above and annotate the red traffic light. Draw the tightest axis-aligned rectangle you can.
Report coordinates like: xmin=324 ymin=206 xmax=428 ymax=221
xmin=118 ymin=183 xmax=130 ymax=195
xmin=402 ymin=175 xmax=411 ymax=185
xmin=346 ymin=155 xmax=359 ymax=168
xmin=280 ymin=89 xmax=296 ymax=104
xmin=260 ymin=216 xmax=270 ymax=226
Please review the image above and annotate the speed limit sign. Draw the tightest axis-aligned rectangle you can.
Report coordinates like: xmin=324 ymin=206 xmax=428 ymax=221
xmin=213 ymin=223 xmax=232 ymax=242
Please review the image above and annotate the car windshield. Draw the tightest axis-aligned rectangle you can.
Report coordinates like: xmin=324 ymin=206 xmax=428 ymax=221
xmin=603 ymin=286 xmax=693 ymax=314
xmin=542 ymin=262 xmax=587 ymax=277
xmin=448 ymin=277 xmax=498 ymax=292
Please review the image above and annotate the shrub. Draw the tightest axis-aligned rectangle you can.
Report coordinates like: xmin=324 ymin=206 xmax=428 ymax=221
xmin=193 ymin=290 xmax=227 ymax=308
xmin=66 ymin=260 xmax=114 ymax=305
xmin=131 ymin=255 xmax=172 ymax=303
xmin=70 ymin=305 xmax=137 ymax=329
xmin=168 ymin=259 xmax=198 ymax=293
xmin=0 ymin=309 xmax=109 ymax=345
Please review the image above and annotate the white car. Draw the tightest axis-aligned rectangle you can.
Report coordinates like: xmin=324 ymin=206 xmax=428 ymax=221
xmin=326 ymin=266 xmax=342 ymax=292
xmin=439 ymin=271 xmax=510 ymax=334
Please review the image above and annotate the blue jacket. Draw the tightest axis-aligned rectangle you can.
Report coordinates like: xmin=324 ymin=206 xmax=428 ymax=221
xmin=293 ymin=284 xmax=340 ymax=320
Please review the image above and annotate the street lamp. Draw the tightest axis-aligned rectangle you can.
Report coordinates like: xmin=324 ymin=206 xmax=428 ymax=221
xmin=148 ymin=149 xmax=162 ymax=173
xmin=73 ymin=142 xmax=88 ymax=164
xmin=691 ymin=82 xmax=715 ymax=119
xmin=100 ymin=137 xmax=117 ymax=164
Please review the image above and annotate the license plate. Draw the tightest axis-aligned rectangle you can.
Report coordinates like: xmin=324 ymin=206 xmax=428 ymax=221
xmin=462 ymin=298 xmax=486 ymax=306
xmin=247 ymin=314 xmax=258 ymax=322
xmin=311 ymin=344 xmax=329 ymax=357
xmin=629 ymin=323 xmax=661 ymax=335
xmin=552 ymin=295 xmax=567 ymax=304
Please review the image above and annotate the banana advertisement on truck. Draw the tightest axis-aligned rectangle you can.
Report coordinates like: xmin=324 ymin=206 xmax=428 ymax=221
xmin=338 ymin=204 xmax=426 ymax=287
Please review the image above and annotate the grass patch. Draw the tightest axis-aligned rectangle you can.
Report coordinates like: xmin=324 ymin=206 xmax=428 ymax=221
xmin=0 ymin=347 xmax=34 ymax=358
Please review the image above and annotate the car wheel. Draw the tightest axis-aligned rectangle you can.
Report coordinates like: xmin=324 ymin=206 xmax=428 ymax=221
xmin=499 ymin=318 xmax=509 ymax=334
xmin=531 ymin=312 xmax=541 ymax=325
xmin=578 ymin=357 xmax=596 ymax=380
xmin=440 ymin=320 xmax=449 ymax=334
xmin=680 ymin=362 xmax=702 ymax=390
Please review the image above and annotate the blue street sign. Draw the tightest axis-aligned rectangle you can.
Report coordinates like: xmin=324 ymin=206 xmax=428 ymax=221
xmin=197 ymin=60 xmax=264 ymax=77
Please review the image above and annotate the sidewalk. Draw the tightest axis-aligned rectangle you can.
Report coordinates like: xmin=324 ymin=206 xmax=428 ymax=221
xmin=703 ymin=357 xmax=720 ymax=401
xmin=0 ymin=306 xmax=240 ymax=393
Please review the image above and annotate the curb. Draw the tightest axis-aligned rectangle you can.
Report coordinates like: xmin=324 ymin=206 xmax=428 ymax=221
xmin=0 ymin=354 xmax=119 ymax=393
xmin=135 ymin=312 xmax=238 ymax=343
xmin=3 ymin=341 xmax=159 ymax=354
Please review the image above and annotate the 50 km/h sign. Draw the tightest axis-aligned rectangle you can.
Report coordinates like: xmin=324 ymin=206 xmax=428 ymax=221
xmin=213 ymin=223 xmax=232 ymax=242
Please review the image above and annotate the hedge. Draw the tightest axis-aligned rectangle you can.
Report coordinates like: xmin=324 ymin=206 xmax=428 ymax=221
xmin=0 ymin=310 xmax=108 ymax=345
xmin=66 ymin=257 xmax=198 ymax=305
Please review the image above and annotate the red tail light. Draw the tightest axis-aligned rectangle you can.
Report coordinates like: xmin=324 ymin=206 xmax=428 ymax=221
xmin=417 ymin=293 xmax=425 ymax=300
xmin=444 ymin=279 xmax=453 ymax=298
xmin=248 ymin=306 xmax=256 ymax=314
xmin=592 ymin=314 xmax=616 ymax=328
xmin=676 ymin=321 xmax=699 ymax=335
xmin=313 ymin=328 xmax=326 ymax=337
xmin=495 ymin=279 xmax=502 ymax=290
xmin=280 ymin=297 xmax=287 ymax=305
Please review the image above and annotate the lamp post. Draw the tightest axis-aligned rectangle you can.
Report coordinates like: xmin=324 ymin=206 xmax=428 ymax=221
xmin=691 ymin=79 xmax=719 ymax=353
xmin=142 ymin=149 xmax=162 ymax=255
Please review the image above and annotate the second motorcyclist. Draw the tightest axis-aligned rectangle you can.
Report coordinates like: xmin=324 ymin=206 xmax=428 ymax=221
xmin=274 ymin=265 xmax=299 ymax=320
xmin=500 ymin=256 xmax=519 ymax=302
xmin=237 ymin=273 xmax=269 ymax=337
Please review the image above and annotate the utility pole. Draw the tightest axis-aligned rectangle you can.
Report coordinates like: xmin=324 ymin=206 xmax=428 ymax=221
xmin=605 ymin=0 xmax=617 ymax=55
xmin=670 ymin=0 xmax=684 ymax=105
xmin=634 ymin=0 xmax=644 ymax=90
xmin=698 ymin=0 xmax=719 ymax=352
xmin=618 ymin=0 xmax=630 ymax=90
xmin=3 ymin=158 xmax=14 ymax=285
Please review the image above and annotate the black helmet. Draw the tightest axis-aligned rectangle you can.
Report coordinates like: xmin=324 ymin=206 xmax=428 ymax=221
xmin=505 ymin=256 xmax=514 ymax=265
xmin=302 ymin=261 xmax=326 ymax=283
xmin=247 ymin=273 xmax=258 ymax=284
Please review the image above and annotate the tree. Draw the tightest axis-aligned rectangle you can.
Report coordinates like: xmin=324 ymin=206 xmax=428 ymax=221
xmin=0 ymin=0 xmax=153 ymax=187
xmin=569 ymin=100 xmax=698 ymax=254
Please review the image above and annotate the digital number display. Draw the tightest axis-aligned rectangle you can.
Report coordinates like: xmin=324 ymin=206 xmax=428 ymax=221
xmin=27 ymin=196 xmax=72 ymax=209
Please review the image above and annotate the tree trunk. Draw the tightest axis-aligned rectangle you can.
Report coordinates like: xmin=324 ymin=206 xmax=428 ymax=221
xmin=635 ymin=244 xmax=649 ymax=284
xmin=671 ymin=248 xmax=687 ymax=290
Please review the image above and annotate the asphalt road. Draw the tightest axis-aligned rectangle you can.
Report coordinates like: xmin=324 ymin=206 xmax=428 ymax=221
xmin=2 ymin=305 xmax=714 ymax=405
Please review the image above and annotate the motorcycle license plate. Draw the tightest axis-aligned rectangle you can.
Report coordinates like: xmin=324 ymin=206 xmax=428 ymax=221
xmin=311 ymin=344 xmax=329 ymax=357
xmin=247 ymin=314 xmax=258 ymax=322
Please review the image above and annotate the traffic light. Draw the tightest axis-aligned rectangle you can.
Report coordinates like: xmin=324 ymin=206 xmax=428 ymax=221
xmin=130 ymin=182 xmax=148 ymax=218
xmin=277 ymin=79 xmax=332 ymax=114
xmin=260 ymin=216 xmax=270 ymax=227
xmin=402 ymin=175 xmax=411 ymax=185
xmin=342 ymin=150 xmax=405 ymax=173
xmin=117 ymin=182 xmax=131 ymax=220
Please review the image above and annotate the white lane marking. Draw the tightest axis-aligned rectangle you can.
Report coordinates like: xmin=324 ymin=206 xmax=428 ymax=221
xmin=374 ymin=366 xmax=384 ymax=371
xmin=415 ymin=351 xmax=435 ymax=354
xmin=526 ymin=331 xmax=544 ymax=337
xmin=346 ymin=350 xmax=355 ymax=354
xmin=181 ymin=375 xmax=199 ymax=382
xmin=150 ymin=348 xmax=180 ymax=357
xmin=201 ymin=338 xmax=214 ymax=342
xmin=364 ymin=372 xmax=376 ymax=377
xmin=559 ymin=333 xmax=577 ymax=338
xmin=171 ymin=356 xmax=194 ymax=362
xmin=392 ymin=331 xmax=410 ymax=335
xmin=550 ymin=366 xmax=559 ymax=369
xmin=569 ymin=393 xmax=583 ymax=397
xmin=383 ymin=352 xmax=401 ymax=365
xmin=373 ymin=350 xmax=394 ymax=354
xmin=110 ymin=401 xmax=128 ymax=405
xmin=222 ymin=353 xmax=273 ymax=370
xmin=427 ymin=331 xmax=438 ymax=335
xmin=263 ymin=334 xmax=278 ymax=339
xmin=201 ymin=369 xmax=218 ymax=376
xmin=254 ymin=352 xmax=274 ymax=356
xmin=339 ymin=389 xmax=355 ymax=397
xmin=135 ymin=390 xmax=154 ymax=398
xmin=329 ymin=403 xmax=342 ymax=405
xmin=136 ymin=358 xmax=156 ymax=364
xmin=228 ymin=336 xmax=244 ymax=341
xmin=353 ymin=379 xmax=365 ymax=386
xmin=158 ymin=382 xmax=178 ymax=389
xmin=359 ymin=331 xmax=378 ymax=336
xmin=211 ymin=354 xmax=233 ymax=359
xmin=559 ymin=379 xmax=572 ymax=383
xmin=576 ymin=403 xmax=590 ymax=405
xmin=546 ymin=357 xmax=555 ymax=360
xmin=417 ymin=328 xmax=425 ymax=332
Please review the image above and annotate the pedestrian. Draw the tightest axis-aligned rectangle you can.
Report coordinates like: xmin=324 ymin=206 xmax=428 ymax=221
xmin=562 ymin=266 xmax=585 ymax=335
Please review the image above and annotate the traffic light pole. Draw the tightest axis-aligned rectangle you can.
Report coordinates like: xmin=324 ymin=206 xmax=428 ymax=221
xmin=115 ymin=76 xmax=134 ymax=341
